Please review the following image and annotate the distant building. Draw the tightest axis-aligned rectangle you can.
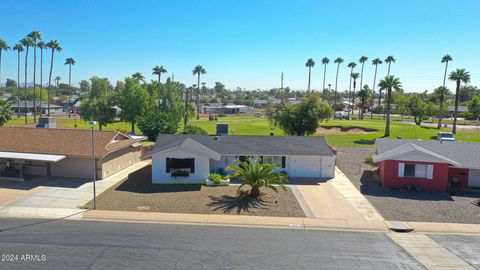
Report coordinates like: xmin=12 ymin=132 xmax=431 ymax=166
xmin=202 ymin=104 xmax=251 ymax=114
xmin=447 ymin=106 xmax=468 ymax=112
xmin=10 ymin=101 xmax=63 ymax=114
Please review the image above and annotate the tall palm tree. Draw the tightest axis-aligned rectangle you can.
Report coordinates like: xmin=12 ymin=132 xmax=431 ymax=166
xmin=333 ymin=57 xmax=344 ymax=109
xmin=65 ymin=57 xmax=76 ymax=102
xmin=131 ymin=72 xmax=145 ymax=82
xmin=351 ymin=72 xmax=359 ymax=117
xmin=371 ymin=58 xmax=382 ymax=118
xmin=358 ymin=56 xmax=368 ymax=95
xmin=378 ymin=75 xmax=402 ymax=137
xmin=433 ymin=86 xmax=450 ymax=129
xmin=347 ymin=62 xmax=357 ymax=115
xmin=46 ymin=40 xmax=62 ymax=116
xmin=20 ymin=37 xmax=34 ymax=123
xmin=193 ymin=65 xmax=206 ymax=119
xmin=152 ymin=65 xmax=167 ymax=83
xmin=0 ymin=39 xmax=10 ymax=88
xmin=438 ymin=54 xmax=453 ymax=128
xmin=13 ymin=44 xmax=23 ymax=118
xmin=385 ymin=55 xmax=395 ymax=76
xmin=321 ymin=57 xmax=329 ymax=91
xmin=28 ymin=31 xmax=42 ymax=123
xmin=448 ymin=69 xmax=470 ymax=134
xmin=37 ymin=41 xmax=46 ymax=115
xmin=305 ymin=58 xmax=315 ymax=92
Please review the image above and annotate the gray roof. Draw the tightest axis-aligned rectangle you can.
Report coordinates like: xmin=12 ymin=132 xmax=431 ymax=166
xmin=153 ymin=135 xmax=334 ymax=156
xmin=375 ymin=138 xmax=480 ymax=168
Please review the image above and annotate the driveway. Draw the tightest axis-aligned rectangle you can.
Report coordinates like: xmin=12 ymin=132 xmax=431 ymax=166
xmin=0 ymin=161 xmax=151 ymax=218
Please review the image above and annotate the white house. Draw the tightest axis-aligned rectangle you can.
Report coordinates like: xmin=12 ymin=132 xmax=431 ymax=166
xmin=145 ymin=135 xmax=336 ymax=183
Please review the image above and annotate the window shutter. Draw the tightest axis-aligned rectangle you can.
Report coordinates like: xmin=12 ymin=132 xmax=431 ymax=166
xmin=281 ymin=156 xmax=286 ymax=168
xmin=166 ymin=158 xmax=171 ymax=173
xmin=190 ymin=158 xmax=195 ymax=173
xmin=398 ymin=163 xmax=405 ymax=177
xmin=427 ymin=165 xmax=433 ymax=179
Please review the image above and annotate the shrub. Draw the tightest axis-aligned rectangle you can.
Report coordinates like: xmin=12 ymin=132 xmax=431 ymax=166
xmin=208 ymin=173 xmax=224 ymax=184
xmin=364 ymin=154 xmax=376 ymax=166
xmin=184 ymin=124 xmax=208 ymax=135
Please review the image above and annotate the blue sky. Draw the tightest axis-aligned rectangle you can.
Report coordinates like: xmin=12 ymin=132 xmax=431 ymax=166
xmin=1 ymin=0 xmax=480 ymax=92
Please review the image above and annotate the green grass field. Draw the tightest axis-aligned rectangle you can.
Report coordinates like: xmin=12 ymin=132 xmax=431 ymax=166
xmin=6 ymin=115 xmax=480 ymax=147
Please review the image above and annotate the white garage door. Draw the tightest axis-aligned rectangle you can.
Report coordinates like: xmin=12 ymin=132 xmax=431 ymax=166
xmin=290 ymin=156 xmax=322 ymax=178
xmin=469 ymin=169 xmax=480 ymax=188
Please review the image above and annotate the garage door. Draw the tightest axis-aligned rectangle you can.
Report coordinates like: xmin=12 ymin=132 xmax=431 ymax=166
xmin=469 ymin=169 xmax=480 ymax=188
xmin=290 ymin=156 xmax=322 ymax=178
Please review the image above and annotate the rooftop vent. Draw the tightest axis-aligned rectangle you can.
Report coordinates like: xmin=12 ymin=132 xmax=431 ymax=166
xmin=216 ymin=123 xmax=228 ymax=136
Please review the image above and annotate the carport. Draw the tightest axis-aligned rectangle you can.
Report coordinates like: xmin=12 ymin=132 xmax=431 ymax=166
xmin=0 ymin=151 xmax=66 ymax=181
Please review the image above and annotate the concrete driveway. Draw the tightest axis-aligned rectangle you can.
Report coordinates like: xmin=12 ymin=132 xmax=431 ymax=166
xmin=0 ymin=160 xmax=151 ymax=218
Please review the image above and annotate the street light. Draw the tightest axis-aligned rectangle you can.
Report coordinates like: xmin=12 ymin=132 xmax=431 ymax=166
xmin=89 ymin=121 xmax=97 ymax=209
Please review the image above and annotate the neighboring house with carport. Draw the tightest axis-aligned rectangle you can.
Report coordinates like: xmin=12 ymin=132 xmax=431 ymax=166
xmin=0 ymin=127 xmax=142 ymax=181
xmin=373 ymin=139 xmax=480 ymax=192
xmin=145 ymin=134 xmax=336 ymax=183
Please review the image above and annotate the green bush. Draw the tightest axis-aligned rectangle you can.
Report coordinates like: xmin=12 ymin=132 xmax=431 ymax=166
xmin=364 ymin=154 xmax=376 ymax=166
xmin=208 ymin=173 xmax=224 ymax=184
xmin=184 ymin=124 xmax=209 ymax=135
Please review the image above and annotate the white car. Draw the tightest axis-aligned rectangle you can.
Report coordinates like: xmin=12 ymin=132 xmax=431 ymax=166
xmin=437 ymin=132 xmax=455 ymax=142
xmin=334 ymin=111 xmax=349 ymax=119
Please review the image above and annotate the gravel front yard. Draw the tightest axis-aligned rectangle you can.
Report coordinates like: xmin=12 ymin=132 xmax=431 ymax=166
xmin=84 ymin=166 xmax=305 ymax=218
xmin=336 ymin=146 xmax=480 ymax=224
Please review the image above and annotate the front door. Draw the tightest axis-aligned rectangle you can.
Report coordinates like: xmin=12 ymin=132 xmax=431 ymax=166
xmin=469 ymin=169 xmax=480 ymax=188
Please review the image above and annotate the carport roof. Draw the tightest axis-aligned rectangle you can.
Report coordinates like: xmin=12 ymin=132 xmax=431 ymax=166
xmin=0 ymin=151 xmax=66 ymax=162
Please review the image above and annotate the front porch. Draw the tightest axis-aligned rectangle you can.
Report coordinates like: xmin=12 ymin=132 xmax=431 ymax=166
xmin=0 ymin=152 xmax=66 ymax=182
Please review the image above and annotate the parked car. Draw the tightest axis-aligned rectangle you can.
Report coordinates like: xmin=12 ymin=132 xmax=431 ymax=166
xmin=437 ymin=132 xmax=455 ymax=142
xmin=335 ymin=111 xmax=349 ymax=119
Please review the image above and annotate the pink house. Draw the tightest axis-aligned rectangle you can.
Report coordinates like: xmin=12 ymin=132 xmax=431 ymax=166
xmin=373 ymin=139 xmax=480 ymax=193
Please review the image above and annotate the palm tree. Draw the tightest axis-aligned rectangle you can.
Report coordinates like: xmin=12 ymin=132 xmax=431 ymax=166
xmin=438 ymin=54 xmax=453 ymax=128
xmin=305 ymin=58 xmax=315 ymax=92
xmin=321 ymin=57 xmax=329 ymax=91
xmin=54 ymin=76 xmax=61 ymax=87
xmin=37 ymin=41 xmax=46 ymax=115
xmin=357 ymin=85 xmax=371 ymax=120
xmin=371 ymin=58 xmax=382 ymax=118
xmin=226 ymin=158 xmax=287 ymax=197
xmin=378 ymin=75 xmax=402 ymax=137
xmin=20 ymin=37 xmax=34 ymax=123
xmin=13 ymin=44 xmax=23 ymax=118
xmin=131 ymin=72 xmax=145 ymax=82
xmin=46 ymin=40 xmax=62 ymax=116
xmin=28 ymin=31 xmax=42 ymax=123
xmin=347 ymin=62 xmax=357 ymax=115
xmin=351 ymin=72 xmax=359 ymax=117
xmin=433 ymin=86 xmax=451 ymax=129
xmin=0 ymin=39 xmax=10 ymax=88
xmin=385 ymin=55 xmax=395 ymax=76
xmin=152 ymin=65 xmax=167 ymax=83
xmin=333 ymin=57 xmax=344 ymax=109
xmin=193 ymin=65 xmax=206 ymax=119
xmin=358 ymin=56 xmax=368 ymax=97
xmin=448 ymin=69 xmax=471 ymax=134
xmin=65 ymin=57 xmax=76 ymax=103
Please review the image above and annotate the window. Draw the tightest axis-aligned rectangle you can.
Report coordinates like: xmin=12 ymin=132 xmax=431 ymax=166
xmin=166 ymin=158 xmax=195 ymax=173
xmin=261 ymin=156 xmax=285 ymax=168
xmin=399 ymin=163 xmax=432 ymax=179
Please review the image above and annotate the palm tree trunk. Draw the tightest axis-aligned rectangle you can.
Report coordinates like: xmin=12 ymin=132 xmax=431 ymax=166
xmin=452 ymin=81 xmax=460 ymax=134
xmin=17 ymin=51 xmax=21 ymax=118
xmin=322 ymin=64 xmax=326 ymax=91
xmin=307 ymin=67 xmax=311 ymax=93
xmin=334 ymin=64 xmax=340 ymax=110
xmin=158 ymin=74 xmax=161 ymax=83
xmin=68 ymin=64 xmax=72 ymax=118
xmin=385 ymin=87 xmax=392 ymax=137
xmin=47 ymin=49 xmax=55 ymax=117
xmin=131 ymin=121 xmax=135 ymax=133
xmin=183 ymin=88 xmax=189 ymax=128
xmin=371 ymin=64 xmax=378 ymax=119
xmin=33 ymin=45 xmax=37 ymax=123
xmin=250 ymin=187 xmax=261 ymax=197
xmin=442 ymin=61 xmax=448 ymax=87
xmin=0 ymin=49 xmax=2 ymax=88
xmin=196 ymin=74 xmax=200 ymax=120
xmin=24 ymin=47 xmax=29 ymax=124
xmin=347 ymin=68 xmax=353 ymax=118
xmin=360 ymin=63 xmax=364 ymax=93
xmin=39 ymin=49 xmax=43 ymax=116
xmin=437 ymin=95 xmax=444 ymax=129
xmin=387 ymin=63 xmax=391 ymax=76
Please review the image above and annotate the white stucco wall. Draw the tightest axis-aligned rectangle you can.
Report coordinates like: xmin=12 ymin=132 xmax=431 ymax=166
xmin=151 ymin=148 xmax=211 ymax=184
xmin=50 ymin=157 xmax=96 ymax=179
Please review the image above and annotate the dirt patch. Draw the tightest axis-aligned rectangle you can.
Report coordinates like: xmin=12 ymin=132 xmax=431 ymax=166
xmin=316 ymin=126 xmax=378 ymax=135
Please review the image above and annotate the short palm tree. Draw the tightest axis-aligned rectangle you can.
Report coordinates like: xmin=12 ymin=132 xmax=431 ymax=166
xmin=378 ymin=75 xmax=402 ymax=136
xmin=305 ymin=58 xmax=315 ymax=92
xmin=152 ymin=65 xmax=167 ymax=83
xmin=371 ymin=58 xmax=383 ymax=117
xmin=132 ymin=72 xmax=145 ymax=82
xmin=385 ymin=55 xmax=395 ymax=76
xmin=28 ymin=31 xmax=42 ymax=123
xmin=448 ymin=69 xmax=471 ymax=134
xmin=347 ymin=62 xmax=357 ymax=114
xmin=333 ymin=57 xmax=344 ymax=109
xmin=65 ymin=57 xmax=76 ymax=103
xmin=193 ymin=65 xmax=206 ymax=119
xmin=321 ymin=57 xmax=329 ymax=91
xmin=358 ymin=56 xmax=368 ymax=95
xmin=54 ymin=76 xmax=61 ymax=87
xmin=38 ymin=41 xmax=46 ymax=115
xmin=357 ymin=85 xmax=371 ymax=120
xmin=433 ymin=86 xmax=451 ymax=129
xmin=13 ymin=44 xmax=23 ymax=118
xmin=0 ymin=100 xmax=13 ymax=126
xmin=46 ymin=40 xmax=62 ymax=116
xmin=0 ymin=39 xmax=10 ymax=88
xmin=20 ymin=37 xmax=35 ymax=123
xmin=226 ymin=158 xmax=287 ymax=197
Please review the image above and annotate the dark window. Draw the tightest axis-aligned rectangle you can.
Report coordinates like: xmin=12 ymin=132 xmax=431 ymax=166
xmin=239 ymin=156 xmax=247 ymax=162
xmin=166 ymin=158 xmax=171 ymax=173
xmin=167 ymin=158 xmax=195 ymax=173
xmin=404 ymin=164 xmax=415 ymax=177
xmin=281 ymin=156 xmax=286 ymax=168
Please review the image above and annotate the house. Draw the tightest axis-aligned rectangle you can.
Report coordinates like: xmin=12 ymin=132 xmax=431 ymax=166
xmin=0 ymin=127 xmax=142 ymax=181
xmin=202 ymin=104 xmax=251 ymax=114
xmin=145 ymin=134 xmax=336 ymax=183
xmin=11 ymin=100 xmax=63 ymax=114
xmin=372 ymin=139 xmax=480 ymax=192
